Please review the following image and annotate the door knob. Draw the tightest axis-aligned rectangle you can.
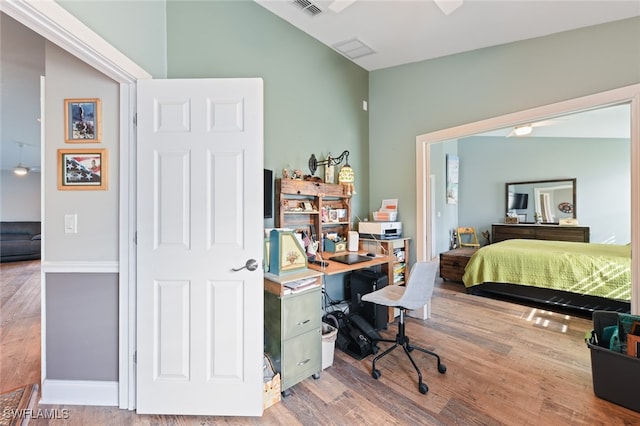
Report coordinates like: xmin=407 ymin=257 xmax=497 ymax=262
xmin=232 ymin=259 xmax=259 ymax=272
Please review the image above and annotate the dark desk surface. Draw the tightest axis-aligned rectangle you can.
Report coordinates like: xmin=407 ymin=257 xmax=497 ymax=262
xmin=308 ymin=250 xmax=393 ymax=276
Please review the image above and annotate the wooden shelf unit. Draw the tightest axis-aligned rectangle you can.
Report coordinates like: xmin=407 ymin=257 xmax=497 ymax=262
xmin=276 ymin=179 xmax=352 ymax=251
xmin=359 ymin=237 xmax=411 ymax=286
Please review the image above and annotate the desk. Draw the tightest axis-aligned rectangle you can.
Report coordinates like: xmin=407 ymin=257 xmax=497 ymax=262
xmin=309 ymin=251 xmax=396 ymax=323
xmin=307 ymin=250 xmax=393 ymax=275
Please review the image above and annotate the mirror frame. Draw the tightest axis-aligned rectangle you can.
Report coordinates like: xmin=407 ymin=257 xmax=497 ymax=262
xmin=505 ymin=178 xmax=577 ymax=223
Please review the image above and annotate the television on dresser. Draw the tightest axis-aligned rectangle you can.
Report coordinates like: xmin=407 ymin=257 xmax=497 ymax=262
xmin=508 ymin=192 xmax=528 ymax=210
xmin=264 ymin=169 xmax=273 ymax=218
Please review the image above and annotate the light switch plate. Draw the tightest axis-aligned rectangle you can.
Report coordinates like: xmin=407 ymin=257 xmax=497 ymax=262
xmin=65 ymin=214 xmax=77 ymax=233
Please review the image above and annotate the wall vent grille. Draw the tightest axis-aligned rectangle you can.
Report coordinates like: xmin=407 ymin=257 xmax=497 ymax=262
xmin=292 ymin=0 xmax=323 ymax=16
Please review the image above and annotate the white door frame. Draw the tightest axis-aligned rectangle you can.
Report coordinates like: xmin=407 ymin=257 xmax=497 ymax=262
xmin=1 ymin=0 xmax=151 ymax=409
xmin=416 ymin=84 xmax=640 ymax=315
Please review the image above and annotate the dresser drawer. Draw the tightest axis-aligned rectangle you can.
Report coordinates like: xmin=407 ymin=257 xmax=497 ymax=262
xmin=440 ymin=248 xmax=477 ymax=282
xmin=282 ymin=328 xmax=321 ymax=390
xmin=493 ymin=226 xmax=535 ymax=242
xmin=282 ymin=291 xmax=321 ymax=339
xmin=535 ymin=227 xmax=588 ymax=242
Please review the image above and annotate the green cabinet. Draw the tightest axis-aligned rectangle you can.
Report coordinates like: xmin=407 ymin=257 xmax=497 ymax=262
xmin=264 ymin=272 xmax=323 ymax=392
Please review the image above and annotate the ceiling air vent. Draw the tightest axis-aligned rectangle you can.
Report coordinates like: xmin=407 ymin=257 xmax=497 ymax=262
xmin=292 ymin=0 xmax=323 ymax=17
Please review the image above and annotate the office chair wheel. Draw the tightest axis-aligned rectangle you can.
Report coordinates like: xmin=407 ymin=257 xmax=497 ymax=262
xmin=312 ymin=373 xmax=320 ymax=380
xmin=419 ymin=382 xmax=428 ymax=395
xmin=372 ymin=369 xmax=381 ymax=380
xmin=438 ymin=364 xmax=447 ymax=374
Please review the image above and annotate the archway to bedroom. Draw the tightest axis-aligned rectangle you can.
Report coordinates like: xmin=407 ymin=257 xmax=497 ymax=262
xmin=416 ymin=85 xmax=640 ymax=316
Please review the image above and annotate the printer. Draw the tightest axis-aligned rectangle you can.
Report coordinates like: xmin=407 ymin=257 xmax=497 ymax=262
xmin=358 ymin=221 xmax=402 ymax=240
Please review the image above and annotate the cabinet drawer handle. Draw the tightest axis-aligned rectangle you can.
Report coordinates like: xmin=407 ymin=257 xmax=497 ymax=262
xmin=297 ymin=319 xmax=311 ymax=326
xmin=297 ymin=358 xmax=311 ymax=366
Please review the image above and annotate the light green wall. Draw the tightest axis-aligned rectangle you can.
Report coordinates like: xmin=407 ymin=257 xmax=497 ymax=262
xmin=56 ymin=0 xmax=370 ymax=223
xmin=165 ymin=1 xmax=369 ymax=224
xmin=57 ymin=0 xmax=167 ymax=78
xmin=370 ymin=17 xmax=640 ymax=261
xmin=457 ymin=136 xmax=631 ymax=247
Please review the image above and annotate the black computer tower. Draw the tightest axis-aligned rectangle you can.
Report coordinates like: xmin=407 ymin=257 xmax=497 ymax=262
xmin=350 ymin=269 xmax=389 ymax=330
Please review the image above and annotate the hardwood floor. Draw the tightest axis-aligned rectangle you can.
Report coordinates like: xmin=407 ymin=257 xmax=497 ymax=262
xmin=0 ymin=259 xmax=40 ymax=394
xmin=3 ymin=260 xmax=640 ymax=424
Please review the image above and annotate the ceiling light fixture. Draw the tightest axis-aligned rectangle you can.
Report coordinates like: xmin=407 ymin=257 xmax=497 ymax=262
xmin=14 ymin=166 xmax=30 ymax=176
xmin=513 ymin=124 xmax=533 ymax=136
xmin=13 ymin=142 xmax=30 ymax=176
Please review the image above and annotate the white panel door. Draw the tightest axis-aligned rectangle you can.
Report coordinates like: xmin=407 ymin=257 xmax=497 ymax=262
xmin=136 ymin=78 xmax=264 ymax=416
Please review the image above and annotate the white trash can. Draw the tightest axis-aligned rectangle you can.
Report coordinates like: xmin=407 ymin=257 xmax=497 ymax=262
xmin=322 ymin=323 xmax=338 ymax=369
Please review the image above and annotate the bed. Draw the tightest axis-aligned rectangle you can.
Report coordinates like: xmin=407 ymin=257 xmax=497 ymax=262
xmin=462 ymin=239 xmax=631 ymax=314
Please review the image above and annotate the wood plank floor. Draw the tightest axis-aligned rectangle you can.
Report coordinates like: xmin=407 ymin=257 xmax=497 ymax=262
xmin=2 ymin=260 xmax=640 ymax=425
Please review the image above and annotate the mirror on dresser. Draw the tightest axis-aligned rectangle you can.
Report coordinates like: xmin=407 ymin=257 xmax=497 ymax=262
xmin=505 ymin=178 xmax=576 ymax=224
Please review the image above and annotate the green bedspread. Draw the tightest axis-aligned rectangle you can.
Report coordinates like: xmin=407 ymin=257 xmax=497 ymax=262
xmin=462 ymin=239 xmax=631 ymax=301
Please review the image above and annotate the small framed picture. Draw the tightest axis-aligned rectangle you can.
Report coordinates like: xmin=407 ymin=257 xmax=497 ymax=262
xmin=58 ymin=149 xmax=108 ymax=190
xmin=64 ymin=98 xmax=101 ymax=143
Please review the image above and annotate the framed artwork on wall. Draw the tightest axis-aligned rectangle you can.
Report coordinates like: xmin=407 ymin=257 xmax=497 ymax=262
xmin=446 ymin=154 xmax=459 ymax=205
xmin=58 ymin=148 xmax=108 ymax=190
xmin=64 ymin=98 xmax=102 ymax=143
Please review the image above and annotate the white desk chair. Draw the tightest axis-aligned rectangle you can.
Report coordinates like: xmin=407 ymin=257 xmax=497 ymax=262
xmin=361 ymin=261 xmax=447 ymax=394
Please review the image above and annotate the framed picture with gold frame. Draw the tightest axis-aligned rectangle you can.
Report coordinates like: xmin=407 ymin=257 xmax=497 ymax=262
xmin=269 ymin=229 xmax=307 ymax=275
xmin=58 ymin=149 xmax=108 ymax=190
xmin=64 ymin=98 xmax=101 ymax=143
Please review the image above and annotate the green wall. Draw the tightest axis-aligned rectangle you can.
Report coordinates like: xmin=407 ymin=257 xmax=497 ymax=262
xmin=58 ymin=0 xmax=167 ymax=78
xmin=57 ymin=0 xmax=370 ymax=223
xmin=456 ymin=135 xmax=631 ymax=247
xmin=166 ymin=1 xmax=370 ymax=224
xmin=369 ymin=17 xmax=640 ymax=261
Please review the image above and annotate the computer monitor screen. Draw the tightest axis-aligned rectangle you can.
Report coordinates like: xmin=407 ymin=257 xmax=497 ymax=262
xmin=264 ymin=169 xmax=273 ymax=218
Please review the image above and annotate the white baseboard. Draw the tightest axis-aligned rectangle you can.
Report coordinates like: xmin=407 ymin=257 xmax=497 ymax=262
xmin=40 ymin=379 xmax=118 ymax=406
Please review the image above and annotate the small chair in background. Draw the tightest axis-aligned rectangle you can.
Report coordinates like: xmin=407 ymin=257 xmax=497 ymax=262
xmin=457 ymin=227 xmax=480 ymax=248
xmin=361 ymin=261 xmax=446 ymax=394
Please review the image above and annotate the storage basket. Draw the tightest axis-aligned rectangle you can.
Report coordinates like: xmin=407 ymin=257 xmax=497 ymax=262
xmin=263 ymin=354 xmax=281 ymax=410
xmin=587 ymin=311 xmax=640 ymax=413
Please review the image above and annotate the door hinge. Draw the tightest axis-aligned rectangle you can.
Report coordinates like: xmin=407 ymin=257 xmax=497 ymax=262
xmin=134 ymin=232 xmax=137 ymax=245
xmin=133 ymin=113 xmax=137 ymax=126
xmin=134 ymin=351 xmax=137 ymax=363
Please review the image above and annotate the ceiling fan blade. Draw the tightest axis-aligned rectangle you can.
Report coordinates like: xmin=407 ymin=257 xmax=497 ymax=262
xmin=434 ymin=0 xmax=463 ymax=16
xmin=328 ymin=0 xmax=357 ymax=13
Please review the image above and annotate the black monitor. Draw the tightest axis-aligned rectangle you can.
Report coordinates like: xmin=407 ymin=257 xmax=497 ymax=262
xmin=264 ymin=169 xmax=273 ymax=218
xmin=508 ymin=192 xmax=528 ymax=210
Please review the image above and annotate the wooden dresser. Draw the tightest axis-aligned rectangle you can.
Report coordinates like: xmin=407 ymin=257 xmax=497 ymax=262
xmin=439 ymin=248 xmax=478 ymax=282
xmin=492 ymin=223 xmax=590 ymax=243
